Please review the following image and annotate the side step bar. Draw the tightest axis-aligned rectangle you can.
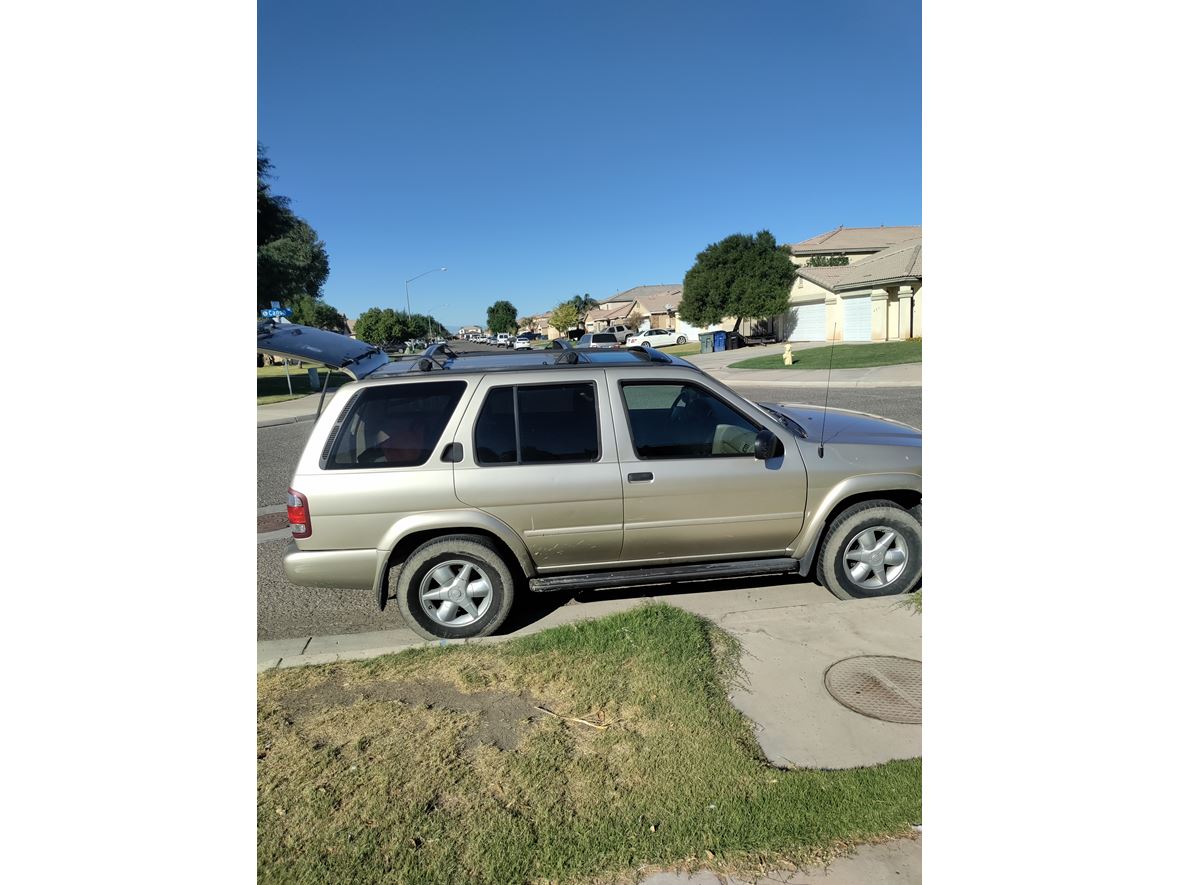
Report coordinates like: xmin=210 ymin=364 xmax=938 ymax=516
xmin=528 ymin=557 xmax=798 ymax=594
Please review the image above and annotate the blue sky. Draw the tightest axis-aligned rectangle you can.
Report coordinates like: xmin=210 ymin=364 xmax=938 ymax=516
xmin=259 ymin=0 xmax=921 ymax=330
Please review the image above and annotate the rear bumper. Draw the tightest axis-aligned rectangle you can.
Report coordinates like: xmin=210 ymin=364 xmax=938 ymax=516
xmin=282 ymin=541 xmax=378 ymax=590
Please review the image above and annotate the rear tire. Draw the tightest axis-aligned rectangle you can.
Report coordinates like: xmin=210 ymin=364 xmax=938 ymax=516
xmin=676 ymin=336 xmax=686 ymax=345
xmin=396 ymin=535 xmax=516 ymax=640
xmin=817 ymin=500 xmax=922 ymax=600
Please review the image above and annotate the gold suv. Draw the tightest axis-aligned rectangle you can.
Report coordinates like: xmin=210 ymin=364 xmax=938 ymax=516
xmin=260 ymin=322 xmax=922 ymax=641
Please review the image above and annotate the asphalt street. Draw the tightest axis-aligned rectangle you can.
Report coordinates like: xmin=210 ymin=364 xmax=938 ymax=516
xmin=257 ymin=385 xmax=921 ymax=640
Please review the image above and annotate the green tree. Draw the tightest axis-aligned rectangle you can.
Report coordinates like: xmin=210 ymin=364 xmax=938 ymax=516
xmin=486 ymin=300 xmax=518 ymax=334
xmin=258 ymin=146 xmax=330 ymax=312
xmin=549 ymin=301 xmax=580 ymax=336
xmin=291 ymin=295 xmax=350 ymax=334
xmin=680 ymin=231 xmax=795 ymax=331
xmin=570 ymin=293 xmax=598 ymax=327
xmin=353 ymin=308 xmax=447 ymax=345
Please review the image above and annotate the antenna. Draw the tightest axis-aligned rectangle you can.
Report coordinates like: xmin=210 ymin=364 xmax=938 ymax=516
xmin=818 ymin=323 xmax=837 ymax=458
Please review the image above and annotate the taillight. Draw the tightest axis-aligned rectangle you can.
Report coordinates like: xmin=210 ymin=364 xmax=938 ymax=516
xmin=287 ymin=488 xmax=312 ymax=539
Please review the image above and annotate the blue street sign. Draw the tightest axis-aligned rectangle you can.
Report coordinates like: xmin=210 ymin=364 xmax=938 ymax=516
xmin=261 ymin=308 xmax=293 ymax=318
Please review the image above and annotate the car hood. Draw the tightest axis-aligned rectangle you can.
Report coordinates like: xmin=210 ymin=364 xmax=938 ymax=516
xmin=757 ymin=402 xmax=920 ymax=447
xmin=256 ymin=321 xmax=389 ymax=380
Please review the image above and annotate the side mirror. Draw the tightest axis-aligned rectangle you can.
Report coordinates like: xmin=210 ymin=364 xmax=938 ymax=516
xmin=753 ymin=428 xmax=781 ymax=460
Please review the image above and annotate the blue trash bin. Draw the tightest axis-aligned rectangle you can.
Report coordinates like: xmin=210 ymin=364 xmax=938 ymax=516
xmin=713 ymin=330 xmax=728 ymax=352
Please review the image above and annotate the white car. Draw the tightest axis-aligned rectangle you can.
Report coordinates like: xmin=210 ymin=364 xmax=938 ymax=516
xmin=625 ymin=328 xmax=688 ymax=348
xmin=495 ymin=333 xmax=512 ymax=347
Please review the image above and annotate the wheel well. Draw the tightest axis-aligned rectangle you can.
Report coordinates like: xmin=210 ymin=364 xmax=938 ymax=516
xmin=802 ymin=489 xmax=921 ymax=578
xmin=386 ymin=528 xmax=527 ymax=583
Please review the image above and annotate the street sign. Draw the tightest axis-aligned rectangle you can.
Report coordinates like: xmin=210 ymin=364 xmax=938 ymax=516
xmin=261 ymin=307 xmax=293 ymax=318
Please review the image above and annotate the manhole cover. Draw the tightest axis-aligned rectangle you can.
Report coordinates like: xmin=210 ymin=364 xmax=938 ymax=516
xmin=257 ymin=512 xmax=289 ymax=533
xmin=824 ymin=655 xmax=921 ymax=724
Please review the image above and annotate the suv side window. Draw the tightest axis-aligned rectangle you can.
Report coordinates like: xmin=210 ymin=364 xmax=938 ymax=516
xmin=474 ymin=382 xmax=600 ymax=465
xmin=620 ymin=381 xmax=761 ymax=459
xmin=325 ymin=381 xmax=467 ymax=469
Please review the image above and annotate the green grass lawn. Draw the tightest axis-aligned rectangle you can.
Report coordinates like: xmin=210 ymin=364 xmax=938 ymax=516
xmin=729 ymin=339 xmax=922 ymax=370
xmin=258 ymin=605 xmax=920 ymax=884
xmin=660 ymin=342 xmax=703 ymax=356
xmin=257 ymin=362 xmax=352 ymax=404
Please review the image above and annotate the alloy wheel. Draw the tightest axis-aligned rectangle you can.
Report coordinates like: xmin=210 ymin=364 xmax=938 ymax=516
xmin=841 ymin=526 xmax=909 ymax=591
xmin=418 ymin=560 xmax=494 ymax=627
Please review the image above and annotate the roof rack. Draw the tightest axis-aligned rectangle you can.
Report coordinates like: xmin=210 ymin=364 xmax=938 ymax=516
xmin=368 ymin=343 xmax=697 ymax=378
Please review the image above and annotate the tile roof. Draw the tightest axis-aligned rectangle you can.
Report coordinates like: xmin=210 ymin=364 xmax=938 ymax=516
xmin=609 ymin=284 xmax=684 ymax=313
xmin=796 ymin=237 xmax=922 ymax=292
xmin=585 ymin=300 xmax=636 ymax=322
xmin=792 ymin=225 xmax=922 ymax=254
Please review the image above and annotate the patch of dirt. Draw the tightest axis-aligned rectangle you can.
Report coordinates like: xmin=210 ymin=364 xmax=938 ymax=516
xmin=279 ymin=677 xmax=543 ymax=751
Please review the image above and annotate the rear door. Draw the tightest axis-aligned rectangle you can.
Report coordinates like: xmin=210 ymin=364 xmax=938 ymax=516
xmin=453 ymin=371 xmax=624 ymax=570
xmin=606 ymin=371 xmax=807 ymax=565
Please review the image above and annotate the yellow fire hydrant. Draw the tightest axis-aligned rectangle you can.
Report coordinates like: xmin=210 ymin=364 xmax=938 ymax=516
xmin=782 ymin=342 xmax=794 ymax=366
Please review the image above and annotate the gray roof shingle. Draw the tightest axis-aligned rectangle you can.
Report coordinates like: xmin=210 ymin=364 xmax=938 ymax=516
xmin=796 ymin=237 xmax=922 ymax=292
xmin=792 ymin=225 xmax=921 ymax=255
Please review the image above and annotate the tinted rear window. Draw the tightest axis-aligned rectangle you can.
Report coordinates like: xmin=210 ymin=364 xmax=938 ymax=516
xmin=325 ymin=381 xmax=466 ymax=469
xmin=474 ymin=383 xmax=599 ymax=465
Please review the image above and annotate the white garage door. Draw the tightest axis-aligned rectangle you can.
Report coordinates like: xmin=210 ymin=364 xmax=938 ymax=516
xmin=788 ymin=303 xmax=827 ymax=341
xmin=842 ymin=296 xmax=871 ymax=341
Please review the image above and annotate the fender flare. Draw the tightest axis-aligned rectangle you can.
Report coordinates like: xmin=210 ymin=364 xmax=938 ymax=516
xmin=793 ymin=473 xmax=922 ymax=575
xmin=371 ymin=509 xmax=538 ymax=600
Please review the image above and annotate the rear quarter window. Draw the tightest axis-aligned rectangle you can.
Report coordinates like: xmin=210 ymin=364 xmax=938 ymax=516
xmin=323 ymin=381 xmax=467 ymax=469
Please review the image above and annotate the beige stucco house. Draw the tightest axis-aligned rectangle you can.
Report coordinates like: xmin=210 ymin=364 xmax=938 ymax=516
xmin=776 ymin=226 xmax=922 ymax=342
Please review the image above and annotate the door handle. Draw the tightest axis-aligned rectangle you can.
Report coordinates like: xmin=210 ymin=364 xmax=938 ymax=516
xmin=627 ymin=472 xmax=654 ymax=483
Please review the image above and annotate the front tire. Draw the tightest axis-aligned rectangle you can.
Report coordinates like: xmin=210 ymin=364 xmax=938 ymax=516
xmin=396 ymin=535 xmax=516 ymax=640
xmin=817 ymin=500 xmax=922 ymax=600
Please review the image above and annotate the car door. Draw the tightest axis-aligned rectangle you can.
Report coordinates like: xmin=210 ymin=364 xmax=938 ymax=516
xmin=606 ymin=371 xmax=807 ymax=565
xmin=453 ymin=371 xmax=624 ymax=570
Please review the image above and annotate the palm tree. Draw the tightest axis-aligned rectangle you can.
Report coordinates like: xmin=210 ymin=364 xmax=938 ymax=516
xmin=571 ymin=293 xmax=598 ymax=328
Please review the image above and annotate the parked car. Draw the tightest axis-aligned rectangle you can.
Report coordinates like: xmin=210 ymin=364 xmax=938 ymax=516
xmin=513 ymin=332 xmax=542 ymax=350
xmin=576 ymin=332 xmax=621 ymax=348
xmin=625 ymin=329 xmax=688 ymax=348
xmin=382 ymin=341 xmax=407 ymax=354
xmin=260 ymin=321 xmax=922 ymax=641
xmin=604 ymin=324 xmax=635 ymax=343
xmin=495 ymin=333 xmax=513 ymax=348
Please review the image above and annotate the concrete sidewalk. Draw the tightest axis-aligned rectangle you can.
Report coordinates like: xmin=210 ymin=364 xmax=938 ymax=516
xmin=258 ymin=391 xmax=337 ymax=427
xmin=640 ymin=836 xmax=921 ymax=884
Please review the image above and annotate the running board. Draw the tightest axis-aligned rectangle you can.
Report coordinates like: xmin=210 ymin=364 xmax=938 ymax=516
xmin=528 ymin=557 xmax=798 ymax=593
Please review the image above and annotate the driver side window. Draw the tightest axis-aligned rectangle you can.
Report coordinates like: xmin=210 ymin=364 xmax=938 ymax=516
xmin=620 ymin=381 xmax=761 ymax=459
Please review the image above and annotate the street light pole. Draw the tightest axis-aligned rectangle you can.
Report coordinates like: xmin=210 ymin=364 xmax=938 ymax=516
xmin=404 ymin=266 xmax=447 ymax=318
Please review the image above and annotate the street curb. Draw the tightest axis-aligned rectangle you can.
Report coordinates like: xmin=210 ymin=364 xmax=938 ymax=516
xmin=258 ymin=414 xmax=317 ymax=428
